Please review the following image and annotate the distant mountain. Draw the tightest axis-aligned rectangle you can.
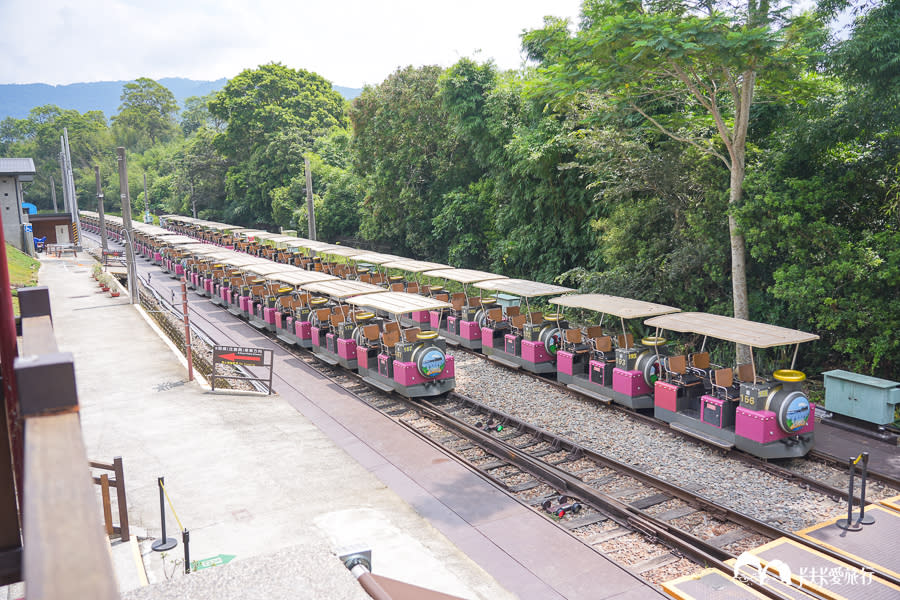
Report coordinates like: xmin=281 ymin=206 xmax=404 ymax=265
xmin=0 ymin=78 xmax=362 ymax=121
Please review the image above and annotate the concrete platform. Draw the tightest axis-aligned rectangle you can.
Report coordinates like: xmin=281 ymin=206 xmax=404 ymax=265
xmin=38 ymin=253 xmax=511 ymax=600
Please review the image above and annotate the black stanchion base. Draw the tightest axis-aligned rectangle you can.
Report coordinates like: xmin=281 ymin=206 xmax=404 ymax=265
xmin=835 ymin=518 xmax=863 ymax=531
xmin=152 ymin=538 xmax=177 ymax=551
xmin=854 ymin=512 xmax=876 ymax=525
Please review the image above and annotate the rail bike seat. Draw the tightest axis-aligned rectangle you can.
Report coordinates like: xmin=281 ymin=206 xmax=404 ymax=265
xmin=664 ymin=355 xmax=702 ymax=387
xmin=591 ymin=335 xmax=613 ymax=361
xmin=711 ymin=368 xmax=740 ymax=400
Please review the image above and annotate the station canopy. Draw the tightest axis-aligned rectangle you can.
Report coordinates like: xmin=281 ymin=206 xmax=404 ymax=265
xmin=346 ymin=291 xmax=452 ymax=315
xmin=268 ymin=270 xmax=338 ymax=286
xmin=643 ymin=312 xmax=820 ymax=348
xmin=383 ymin=259 xmax=452 ymax=273
xmin=473 ymin=278 xmax=574 ymax=298
xmin=550 ymin=294 xmax=680 ymax=319
xmin=423 ymin=268 xmax=507 ymax=284
xmin=300 ymin=279 xmax=389 ymax=299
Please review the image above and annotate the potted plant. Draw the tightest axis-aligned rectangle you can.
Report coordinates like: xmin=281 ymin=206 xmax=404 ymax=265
xmin=92 ymin=263 xmax=102 ymax=280
xmin=100 ymin=274 xmax=110 ymax=292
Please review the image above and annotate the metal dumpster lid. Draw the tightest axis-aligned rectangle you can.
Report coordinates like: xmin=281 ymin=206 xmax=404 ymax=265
xmin=823 ymin=369 xmax=900 ymax=389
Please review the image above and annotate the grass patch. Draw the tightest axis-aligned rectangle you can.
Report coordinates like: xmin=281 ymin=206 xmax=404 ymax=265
xmin=6 ymin=243 xmax=41 ymax=316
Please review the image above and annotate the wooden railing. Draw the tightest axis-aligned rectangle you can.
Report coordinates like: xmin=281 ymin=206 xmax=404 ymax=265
xmin=14 ymin=286 xmax=118 ymax=599
xmin=90 ymin=457 xmax=130 ymax=542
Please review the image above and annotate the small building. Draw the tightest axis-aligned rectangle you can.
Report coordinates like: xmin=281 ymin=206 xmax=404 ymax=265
xmin=29 ymin=213 xmax=75 ymax=246
xmin=0 ymin=158 xmax=37 ymax=253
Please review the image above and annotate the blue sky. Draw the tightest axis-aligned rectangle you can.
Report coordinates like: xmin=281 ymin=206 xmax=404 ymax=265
xmin=2 ymin=0 xmax=584 ymax=87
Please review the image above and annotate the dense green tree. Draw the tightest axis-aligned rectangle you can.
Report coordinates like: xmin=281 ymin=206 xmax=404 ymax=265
xmin=180 ymin=93 xmax=224 ymax=136
xmin=209 ymin=63 xmax=348 ymax=226
xmin=351 ymin=65 xmax=479 ymax=258
xmin=111 ymin=78 xmax=179 ymax=149
xmin=437 ymin=58 xmax=599 ymax=278
xmin=523 ymin=0 xmax=825 ymax=357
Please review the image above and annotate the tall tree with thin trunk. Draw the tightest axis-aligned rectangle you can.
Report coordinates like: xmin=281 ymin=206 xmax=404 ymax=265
xmin=523 ymin=0 xmax=821 ymax=357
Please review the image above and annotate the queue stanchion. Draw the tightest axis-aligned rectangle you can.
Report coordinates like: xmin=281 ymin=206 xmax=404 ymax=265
xmin=183 ymin=529 xmax=192 ymax=574
xmin=151 ymin=477 xmax=177 ymax=551
xmin=856 ymin=452 xmax=875 ymax=525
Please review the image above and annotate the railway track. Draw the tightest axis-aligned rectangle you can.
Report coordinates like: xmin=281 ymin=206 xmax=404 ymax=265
xmin=453 ymin=345 xmax=900 ymax=498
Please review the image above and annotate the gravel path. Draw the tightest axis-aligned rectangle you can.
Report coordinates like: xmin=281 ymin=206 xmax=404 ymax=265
xmin=452 ymin=351 xmax=862 ymax=532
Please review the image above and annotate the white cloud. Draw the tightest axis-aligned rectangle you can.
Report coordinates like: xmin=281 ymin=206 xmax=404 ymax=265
xmin=1 ymin=0 xmax=582 ymax=86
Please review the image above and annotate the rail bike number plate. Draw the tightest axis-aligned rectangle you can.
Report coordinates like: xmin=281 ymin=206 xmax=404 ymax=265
xmin=213 ymin=345 xmax=265 ymax=366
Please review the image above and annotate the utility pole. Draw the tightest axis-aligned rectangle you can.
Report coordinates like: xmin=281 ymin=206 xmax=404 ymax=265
xmin=63 ymin=128 xmax=82 ymax=244
xmin=116 ymin=147 xmax=138 ymax=305
xmin=58 ymin=149 xmax=69 ymax=213
xmin=143 ymin=173 xmax=150 ymax=223
xmin=190 ymin=180 xmax=196 ymax=219
xmin=50 ymin=176 xmax=58 ymax=212
xmin=304 ymin=156 xmax=316 ymax=241
xmin=95 ymin=166 xmax=108 ymax=253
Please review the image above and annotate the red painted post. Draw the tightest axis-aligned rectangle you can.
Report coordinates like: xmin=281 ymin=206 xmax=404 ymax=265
xmin=181 ymin=279 xmax=193 ymax=381
xmin=0 ymin=217 xmax=24 ymax=513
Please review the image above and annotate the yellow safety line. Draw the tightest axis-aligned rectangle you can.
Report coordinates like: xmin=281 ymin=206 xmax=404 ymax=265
xmin=159 ymin=481 xmax=185 ymax=532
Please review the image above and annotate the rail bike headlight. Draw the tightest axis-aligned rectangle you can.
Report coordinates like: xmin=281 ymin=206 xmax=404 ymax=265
xmin=414 ymin=345 xmax=446 ymax=378
xmin=538 ymin=325 xmax=563 ymax=356
xmin=769 ymin=370 xmax=812 ymax=433
xmin=634 ymin=350 xmax=664 ymax=387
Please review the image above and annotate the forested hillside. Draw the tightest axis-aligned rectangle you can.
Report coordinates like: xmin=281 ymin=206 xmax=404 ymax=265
xmin=2 ymin=0 xmax=898 ymax=378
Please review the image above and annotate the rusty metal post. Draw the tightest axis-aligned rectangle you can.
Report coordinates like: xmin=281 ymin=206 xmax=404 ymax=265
xmin=181 ymin=279 xmax=193 ymax=381
xmin=0 ymin=230 xmax=24 ymax=519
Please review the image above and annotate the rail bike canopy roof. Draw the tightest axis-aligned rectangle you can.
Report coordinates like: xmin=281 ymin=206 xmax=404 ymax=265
xmin=318 ymin=246 xmax=367 ymax=258
xmin=383 ymin=259 xmax=452 ymax=273
xmin=217 ymin=254 xmax=276 ymax=268
xmin=300 ymin=279 xmax=388 ymax=299
xmin=423 ymin=268 xmax=507 ymax=284
xmin=244 ymin=231 xmax=282 ymax=241
xmin=199 ymin=250 xmax=245 ymax=262
xmin=267 ymin=270 xmax=338 ymax=286
xmin=160 ymin=214 xmax=196 ymax=223
xmin=159 ymin=235 xmax=204 ymax=246
xmin=643 ymin=312 xmax=820 ymax=348
xmin=346 ymin=291 xmax=452 ymax=315
xmin=281 ymin=238 xmax=340 ymax=252
xmin=348 ymin=252 xmax=406 ymax=265
xmin=473 ymin=278 xmax=574 ymax=298
xmin=242 ymin=262 xmax=299 ymax=277
xmin=550 ymin=294 xmax=681 ymax=319
xmin=175 ymin=245 xmax=223 ymax=256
